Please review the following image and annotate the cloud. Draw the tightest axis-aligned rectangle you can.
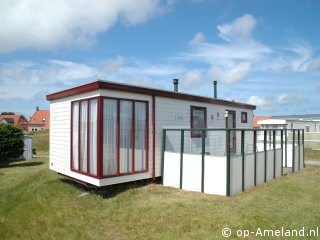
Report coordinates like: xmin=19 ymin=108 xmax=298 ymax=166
xmin=102 ymin=56 xmax=124 ymax=74
xmin=217 ymin=14 xmax=257 ymax=44
xmin=277 ymin=93 xmax=305 ymax=105
xmin=307 ymin=58 xmax=320 ymax=72
xmin=247 ymin=95 xmax=272 ymax=110
xmin=0 ymin=0 xmax=168 ymax=53
xmin=209 ymin=62 xmax=252 ymax=84
xmin=190 ymin=32 xmax=206 ymax=44
xmin=181 ymin=69 xmax=203 ymax=89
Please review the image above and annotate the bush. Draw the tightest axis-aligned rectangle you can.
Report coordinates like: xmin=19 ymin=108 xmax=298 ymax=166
xmin=0 ymin=124 xmax=24 ymax=161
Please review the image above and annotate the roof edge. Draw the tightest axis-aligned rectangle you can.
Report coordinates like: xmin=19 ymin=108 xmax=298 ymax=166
xmin=46 ymin=80 xmax=256 ymax=110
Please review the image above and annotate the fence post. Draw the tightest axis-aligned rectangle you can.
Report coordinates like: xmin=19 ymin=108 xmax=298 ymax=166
xmin=273 ymin=129 xmax=276 ymax=179
xmin=179 ymin=130 xmax=184 ymax=189
xmin=201 ymin=130 xmax=205 ymax=193
xmin=226 ymin=129 xmax=231 ymax=196
xmin=161 ymin=129 xmax=166 ymax=185
xmin=285 ymin=129 xmax=288 ymax=168
xmin=241 ymin=130 xmax=245 ymax=192
xmin=292 ymin=129 xmax=295 ymax=172
xmin=298 ymin=130 xmax=301 ymax=171
xmin=264 ymin=130 xmax=267 ymax=182
xmin=254 ymin=130 xmax=257 ymax=186
xmin=281 ymin=129 xmax=284 ymax=176
xmin=302 ymin=129 xmax=305 ymax=168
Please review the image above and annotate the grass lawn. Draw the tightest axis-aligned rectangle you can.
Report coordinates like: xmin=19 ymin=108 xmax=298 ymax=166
xmin=305 ymin=148 xmax=320 ymax=161
xmin=26 ymin=130 xmax=49 ymax=154
xmin=0 ymin=156 xmax=320 ymax=239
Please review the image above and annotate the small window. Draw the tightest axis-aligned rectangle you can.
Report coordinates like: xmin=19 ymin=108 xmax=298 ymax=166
xmin=241 ymin=112 xmax=247 ymax=123
xmin=306 ymin=126 xmax=310 ymax=132
xmin=191 ymin=106 xmax=207 ymax=138
xmin=42 ymin=118 xmax=46 ymax=122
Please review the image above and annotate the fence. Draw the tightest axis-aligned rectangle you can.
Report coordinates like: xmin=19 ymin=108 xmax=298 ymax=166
xmin=161 ymin=128 xmax=304 ymax=196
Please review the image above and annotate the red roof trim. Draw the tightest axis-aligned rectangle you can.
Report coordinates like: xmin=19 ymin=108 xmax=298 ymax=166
xmin=46 ymin=80 xmax=256 ymax=110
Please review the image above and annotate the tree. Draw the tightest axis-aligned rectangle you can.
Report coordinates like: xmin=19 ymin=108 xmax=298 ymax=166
xmin=0 ymin=124 xmax=24 ymax=161
xmin=1 ymin=112 xmax=15 ymax=115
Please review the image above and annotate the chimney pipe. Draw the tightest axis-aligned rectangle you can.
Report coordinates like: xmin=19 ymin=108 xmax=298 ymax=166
xmin=173 ymin=79 xmax=179 ymax=93
xmin=36 ymin=106 xmax=39 ymax=111
xmin=213 ymin=80 xmax=217 ymax=98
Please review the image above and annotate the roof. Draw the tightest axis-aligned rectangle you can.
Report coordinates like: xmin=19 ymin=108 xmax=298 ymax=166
xmin=253 ymin=116 xmax=270 ymax=128
xmin=272 ymin=114 xmax=320 ymax=120
xmin=1 ymin=118 xmax=14 ymax=124
xmin=257 ymin=119 xmax=287 ymax=125
xmin=0 ymin=115 xmax=26 ymax=124
xmin=46 ymin=80 xmax=256 ymax=110
xmin=29 ymin=110 xmax=50 ymax=129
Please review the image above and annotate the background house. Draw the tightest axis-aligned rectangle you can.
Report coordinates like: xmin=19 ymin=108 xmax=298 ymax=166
xmin=254 ymin=114 xmax=320 ymax=132
xmin=254 ymin=114 xmax=320 ymax=149
xmin=28 ymin=107 xmax=50 ymax=132
xmin=0 ymin=114 xmax=28 ymax=131
xmin=272 ymin=114 xmax=320 ymax=132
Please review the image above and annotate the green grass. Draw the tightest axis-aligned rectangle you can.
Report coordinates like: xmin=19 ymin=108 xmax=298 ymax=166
xmin=26 ymin=130 xmax=49 ymax=153
xmin=305 ymin=148 xmax=320 ymax=160
xmin=0 ymin=157 xmax=320 ymax=239
xmin=1 ymin=133 xmax=319 ymax=239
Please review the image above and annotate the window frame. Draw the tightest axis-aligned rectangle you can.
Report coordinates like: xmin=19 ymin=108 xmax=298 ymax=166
xmin=71 ymin=97 xmax=99 ymax=178
xmin=70 ymin=96 xmax=149 ymax=179
xmin=241 ymin=112 xmax=248 ymax=123
xmin=101 ymin=97 xmax=149 ymax=178
xmin=190 ymin=106 xmax=207 ymax=138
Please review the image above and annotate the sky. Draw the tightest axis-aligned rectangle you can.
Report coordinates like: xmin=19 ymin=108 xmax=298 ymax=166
xmin=0 ymin=0 xmax=319 ymax=118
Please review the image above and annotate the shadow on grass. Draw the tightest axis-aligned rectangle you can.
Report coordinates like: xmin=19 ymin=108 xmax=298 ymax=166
xmin=61 ymin=177 xmax=161 ymax=199
xmin=0 ymin=160 xmax=44 ymax=168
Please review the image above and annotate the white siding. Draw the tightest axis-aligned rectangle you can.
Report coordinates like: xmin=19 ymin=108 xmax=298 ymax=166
xmin=49 ymin=90 xmax=100 ymax=185
xmin=154 ymin=97 xmax=254 ymax=177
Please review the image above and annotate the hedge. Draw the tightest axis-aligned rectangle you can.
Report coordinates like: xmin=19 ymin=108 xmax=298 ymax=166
xmin=0 ymin=124 xmax=24 ymax=161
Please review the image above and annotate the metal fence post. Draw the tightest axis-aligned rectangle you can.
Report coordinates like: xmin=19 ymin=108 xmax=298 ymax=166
xmin=285 ymin=129 xmax=288 ymax=168
xmin=273 ymin=129 xmax=276 ymax=179
xmin=253 ymin=130 xmax=257 ymax=186
xmin=292 ymin=129 xmax=295 ymax=172
xmin=226 ymin=129 xmax=231 ymax=196
xmin=298 ymin=130 xmax=301 ymax=171
xmin=161 ymin=129 xmax=166 ymax=185
xmin=302 ymin=129 xmax=305 ymax=168
xmin=281 ymin=129 xmax=284 ymax=176
xmin=179 ymin=130 xmax=184 ymax=189
xmin=201 ymin=130 xmax=205 ymax=193
xmin=241 ymin=130 xmax=245 ymax=192
xmin=264 ymin=130 xmax=267 ymax=182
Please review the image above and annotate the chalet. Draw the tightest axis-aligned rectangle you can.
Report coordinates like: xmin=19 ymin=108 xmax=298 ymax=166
xmin=46 ymin=79 xmax=256 ymax=187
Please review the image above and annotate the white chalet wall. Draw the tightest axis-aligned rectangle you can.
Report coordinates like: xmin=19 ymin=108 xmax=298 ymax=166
xmin=49 ymin=90 xmax=100 ymax=186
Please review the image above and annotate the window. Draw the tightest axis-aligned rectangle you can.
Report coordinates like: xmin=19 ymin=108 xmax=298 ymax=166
xmin=241 ymin=112 xmax=247 ymax=123
xmin=306 ymin=126 xmax=310 ymax=132
xmin=42 ymin=118 xmax=46 ymax=122
xmin=190 ymin=106 xmax=207 ymax=138
xmin=71 ymin=98 xmax=98 ymax=176
xmin=102 ymin=98 xmax=148 ymax=177
xmin=72 ymin=97 xmax=148 ymax=178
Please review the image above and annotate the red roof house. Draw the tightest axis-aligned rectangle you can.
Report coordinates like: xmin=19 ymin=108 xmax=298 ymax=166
xmin=253 ymin=116 xmax=271 ymax=128
xmin=28 ymin=110 xmax=50 ymax=131
xmin=0 ymin=114 xmax=29 ymax=131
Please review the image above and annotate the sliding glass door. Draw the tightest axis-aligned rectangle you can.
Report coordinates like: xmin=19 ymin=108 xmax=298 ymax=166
xmin=102 ymin=99 xmax=117 ymax=176
xmin=134 ymin=102 xmax=147 ymax=172
xmin=102 ymin=98 xmax=148 ymax=177
xmin=71 ymin=98 xmax=98 ymax=176
xmin=71 ymin=97 xmax=148 ymax=178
